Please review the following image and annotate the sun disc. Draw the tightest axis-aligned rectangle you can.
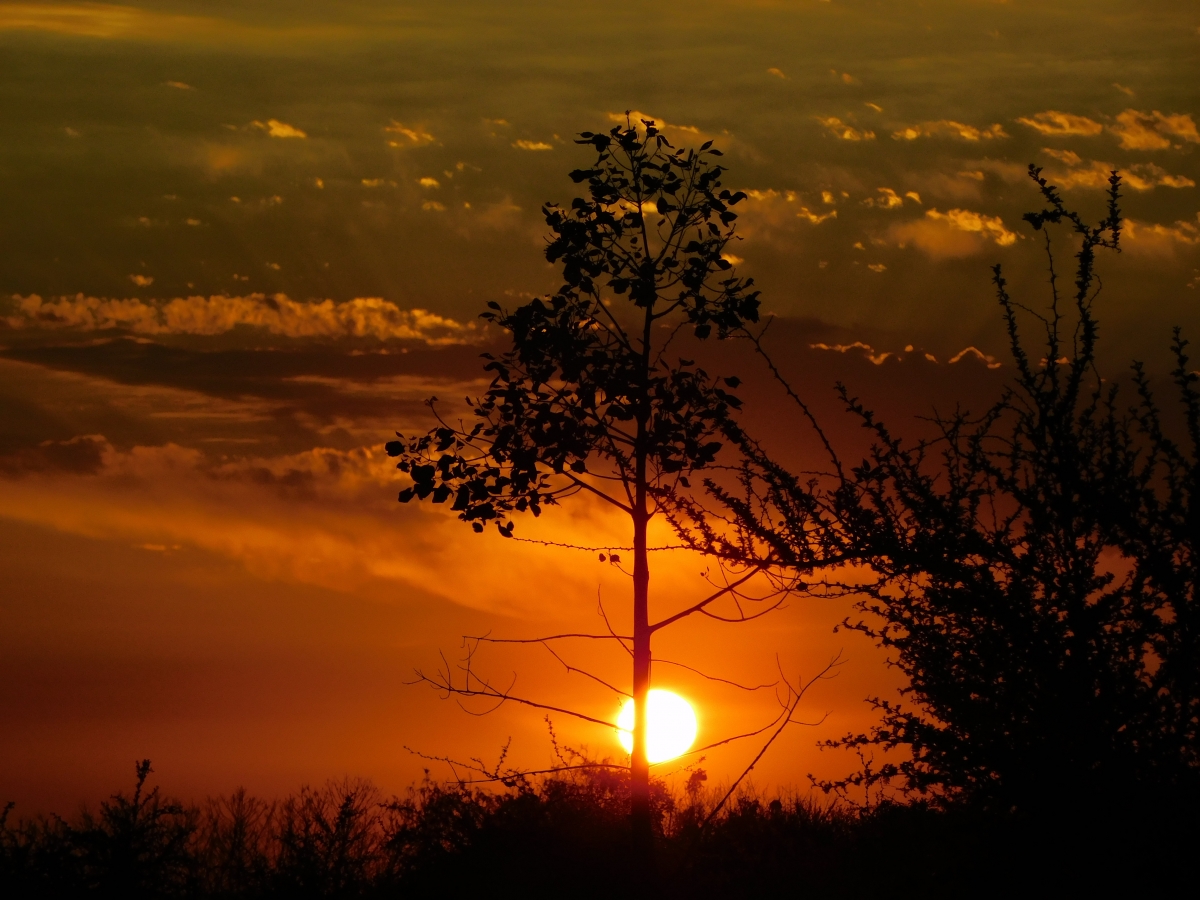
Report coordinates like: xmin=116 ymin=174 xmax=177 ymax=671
xmin=616 ymin=689 xmax=698 ymax=764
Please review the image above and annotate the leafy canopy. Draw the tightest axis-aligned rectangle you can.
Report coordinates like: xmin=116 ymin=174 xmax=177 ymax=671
xmin=386 ymin=119 xmax=759 ymax=534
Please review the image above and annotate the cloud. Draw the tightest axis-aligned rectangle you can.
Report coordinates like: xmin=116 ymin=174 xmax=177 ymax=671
xmin=128 ymin=274 xmax=153 ymax=287
xmin=1016 ymin=111 xmax=1103 ymax=136
xmin=892 ymin=121 xmax=1007 ymax=141
xmin=0 ymin=2 xmax=351 ymax=43
xmin=421 ymin=200 xmax=446 ymax=211
xmin=816 ymin=117 xmax=874 ymax=141
xmin=250 ymin=119 xmax=306 ymax=139
xmin=0 ymin=438 xmax=642 ymax=617
xmin=867 ymin=263 xmax=886 ymax=272
xmin=513 ymin=139 xmax=553 ymax=151
xmin=1110 ymin=110 xmax=1200 ymax=150
xmin=164 ymin=80 xmax=193 ymax=90
xmin=1040 ymin=150 xmax=1195 ymax=191
xmin=926 ymin=208 xmax=1016 ymax=245
xmin=467 ymin=198 xmax=524 ymax=231
xmin=948 ymin=347 xmax=1002 ymax=369
xmin=889 ymin=207 xmax=1017 ymax=259
xmin=810 ymin=341 xmax=893 ymax=365
xmin=1122 ymin=216 xmax=1200 ymax=256
xmin=606 ymin=111 xmax=706 ymax=144
xmin=5 ymin=294 xmax=481 ymax=345
xmin=0 ymin=435 xmax=109 ymax=476
xmin=767 ymin=67 xmax=785 ymax=79
xmin=797 ymin=207 xmax=836 ymax=224
xmin=809 ymin=341 xmax=1002 ymax=369
xmin=0 ymin=2 xmax=210 ymax=39
xmin=418 ymin=177 xmax=440 ymax=188
xmin=384 ymin=121 xmax=435 ymax=146
xmin=1125 ymin=163 xmax=1194 ymax=191
xmin=1113 ymin=83 xmax=1135 ymax=98
xmin=861 ymin=188 xmax=904 ymax=209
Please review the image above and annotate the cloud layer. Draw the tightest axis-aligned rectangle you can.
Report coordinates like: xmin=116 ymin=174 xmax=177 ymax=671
xmin=6 ymin=294 xmax=480 ymax=344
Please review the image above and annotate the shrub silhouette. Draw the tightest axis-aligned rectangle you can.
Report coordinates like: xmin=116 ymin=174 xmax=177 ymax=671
xmin=681 ymin=168 xmax=1200 ymax=816
xmin=2 ymin=757 xmax=1191 ymax=896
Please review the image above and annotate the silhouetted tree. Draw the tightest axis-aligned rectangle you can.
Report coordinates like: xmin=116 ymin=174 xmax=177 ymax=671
xmin=271 ymin=780 xmax=382 ymax=898
xmin=61 ymin=760 xmax=196 ymax=898
xmin=679 ymin=168 xmax=1200 ymax=811
xmin=385 ymin=117 xmax=772 ymax=852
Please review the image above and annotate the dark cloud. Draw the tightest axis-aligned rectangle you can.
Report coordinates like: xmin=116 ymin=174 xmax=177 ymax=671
xmin=0 ymin=434 xmax=109 ymax=476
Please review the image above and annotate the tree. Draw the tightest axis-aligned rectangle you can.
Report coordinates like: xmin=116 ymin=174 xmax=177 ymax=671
xmin=681 ymin=168 xmax=1200 ymax=811
xmin=386 ymin=118 xmax=774 ymax=850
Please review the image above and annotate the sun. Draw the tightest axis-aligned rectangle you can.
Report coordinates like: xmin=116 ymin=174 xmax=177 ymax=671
xmin=616 ymin=689 xmax=698 ymax=764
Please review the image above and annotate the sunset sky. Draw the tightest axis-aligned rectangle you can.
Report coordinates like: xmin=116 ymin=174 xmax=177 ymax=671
xmin=2 ymin=0 xmax=1198 ymax=814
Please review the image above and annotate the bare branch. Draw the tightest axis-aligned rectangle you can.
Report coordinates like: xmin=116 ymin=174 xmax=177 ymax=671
xmin=702 ymin=654 xmax=843 ymax=827
xmin=653 ymin=657 xmax=777 ymax=692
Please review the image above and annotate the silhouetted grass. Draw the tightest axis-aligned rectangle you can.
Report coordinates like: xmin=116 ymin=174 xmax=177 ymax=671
xmin=2 ymin=759 xmax=1193 ymax=898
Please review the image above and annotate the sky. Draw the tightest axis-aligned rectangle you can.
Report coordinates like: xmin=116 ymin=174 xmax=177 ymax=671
xmin=2 ymin=0 xmax=1198 ymax=814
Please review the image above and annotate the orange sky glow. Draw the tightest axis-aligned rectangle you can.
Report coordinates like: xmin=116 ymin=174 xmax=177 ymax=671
xmin=2 ymin=0 xmax=1198 ymax=815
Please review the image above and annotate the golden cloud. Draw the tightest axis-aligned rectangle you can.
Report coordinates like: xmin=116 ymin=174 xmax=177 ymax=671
xmin=1040 ymin=150 xmax=1194 ymax=191
xmin=1110 ymin=110 xmax=1200 ymax=150
xmin=0 ymin=2 xmax=353 ymax=43
xmin=809 ymin=341 xmax=1003 ymax=369
xmin=0 ymin=438 xmax=663 ymax=618
xmin=889 ymin=207 xmax=1017 ymax=259
xmin=606 ymin=111 xmax=706 ymax=144
xmin=384 ymin=121 xmax=435 ymax=147
xmin=1123 ymin=216 xmax=1200 ymax=256
xmin=892 ymin=120 xmax=1007 ymax=141
xmin=861 ymin=188 xmax=904 ymax=209
xmin=816 ymin=117 xmax=874 ymax=141
xmin=1016 ymin=111 xmax=1104 ymax=136
xmin=6 ymin=294 xmax=480 ymax=344
xmin=948 ymin=347 xmax=1002 ymax=369
xmin=251 ymin=119 xmax=306 ymax=139
xmin=513 ymin=139 xmax=553 ymax=151
xmin=797 ymin=207 xmax=836 ymax=225
xmin=0 ymin=2 xmax=201 ymax=38
xmin=810 ymin=341 xmax=892 ymax=365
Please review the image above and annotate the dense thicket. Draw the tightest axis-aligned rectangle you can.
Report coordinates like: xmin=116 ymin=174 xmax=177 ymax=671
xmin=4 ymin=761 xmax=1184 ymax=898
xmin=683 ymin=170 xmax=1200 ymax=814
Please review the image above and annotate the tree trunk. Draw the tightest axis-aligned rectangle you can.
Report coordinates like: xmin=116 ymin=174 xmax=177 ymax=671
xmin=630 ymin=498 xmax=652 ymax=854
xmin=630 ymin=305 xmax=654 ymax=869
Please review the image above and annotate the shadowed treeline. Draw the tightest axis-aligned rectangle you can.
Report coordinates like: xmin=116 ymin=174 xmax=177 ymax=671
xmin=1 ymin=759 xmax=1191 ymax=898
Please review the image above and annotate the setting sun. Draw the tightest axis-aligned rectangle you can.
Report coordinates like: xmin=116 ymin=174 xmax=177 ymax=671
xmin=616 ymin=689 xmax=698 ymax=764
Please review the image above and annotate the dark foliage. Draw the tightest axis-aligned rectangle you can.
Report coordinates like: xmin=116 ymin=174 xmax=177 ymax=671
xmin=384 ymin=118 xmax=756 ymax=537
xmin=3 ymin=762 xmax=1189 ymax=898
xmin=676 ymin=168 xmax=1200 ymax=813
